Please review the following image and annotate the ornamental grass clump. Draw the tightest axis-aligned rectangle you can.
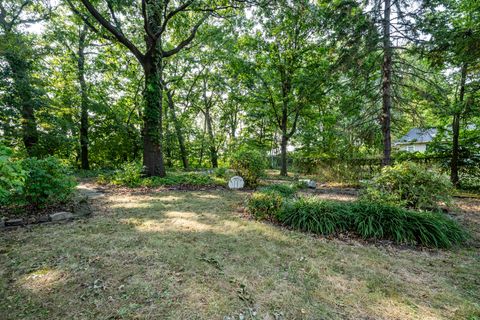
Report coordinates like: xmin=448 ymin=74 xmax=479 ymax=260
xmin=279 ymin=197 xmax=352 ymax=235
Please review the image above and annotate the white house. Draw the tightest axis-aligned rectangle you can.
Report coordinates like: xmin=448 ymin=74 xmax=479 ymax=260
xmin=394 ymin=128 xmax=437 ymax=153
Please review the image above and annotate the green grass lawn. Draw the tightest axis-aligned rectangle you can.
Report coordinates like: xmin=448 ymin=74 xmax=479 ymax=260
xmin=1 ymin=188 xmax=479 ymax=319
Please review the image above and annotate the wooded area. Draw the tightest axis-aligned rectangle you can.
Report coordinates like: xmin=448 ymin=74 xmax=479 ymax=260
xmin=1 ymin=0 xmax=478 ymax=185
xmin=1 ymin=1 xmax=480 ymax=319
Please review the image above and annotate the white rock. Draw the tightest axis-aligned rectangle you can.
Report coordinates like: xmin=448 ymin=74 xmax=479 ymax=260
xmin=299 ymin=179 xmax=316 ymax=189
xmin=49 ymin=212 xmax=74 ymax=221
xmin=228 ymin=176 xmax=245 ymax=189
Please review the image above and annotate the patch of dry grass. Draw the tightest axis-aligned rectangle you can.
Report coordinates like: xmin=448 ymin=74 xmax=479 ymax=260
xmin=1 ymin=188 xmax=479 ymax=319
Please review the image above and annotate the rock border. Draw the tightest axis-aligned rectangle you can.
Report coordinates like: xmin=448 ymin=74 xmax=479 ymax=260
xmin=1 ymin=196 xmax=92 ymax=230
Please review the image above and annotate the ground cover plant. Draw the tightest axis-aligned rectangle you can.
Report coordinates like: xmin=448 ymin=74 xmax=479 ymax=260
xmin=97 ymin=163 xmax=226 ymax=188
xmin=248 ymin=186 xmax=467 ymax=248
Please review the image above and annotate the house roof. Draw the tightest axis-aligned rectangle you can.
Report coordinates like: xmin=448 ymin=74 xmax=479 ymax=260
xmin=395 ymin=128 xmax=437 ymax=144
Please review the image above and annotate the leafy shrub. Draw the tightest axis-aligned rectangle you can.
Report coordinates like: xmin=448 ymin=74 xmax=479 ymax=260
xmin=0 ymin=145 xmax=26 ymax=205
xmin=20 ymin=157 xmax=77 ymax=207
xmin=361 ymin=162 xmax=453 ymax=210
xmin=350 ymin=201 xmax=467 ymax=248
xmin=111 ymin=161 xmax=143 ymax=187
xmin=213 ymin=167 xmax=228 ymax=178
xmin=230 ymin=147 xmax=266 ymax=188
xmin=247 ymin=191 xmax=284 ymax=220
xmin=279 ymin=197 xmax=352 ymax=235
xmin=258 ymin=183 xmax=298 ymax=198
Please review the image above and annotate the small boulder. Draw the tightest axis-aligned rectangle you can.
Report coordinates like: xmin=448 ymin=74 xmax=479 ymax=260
xmin=37 ymin=215 xmax=51 ymax=223
xmin=50 ymin=212 xmax=74 ymax=222
xmin=5 ymin=218 xmax=24 ymax=227
xmin=73 ymin=198 xmax=92 ymax=217
xmin=307 ymin=180 xmax=317 ymax=189
xmin=299 ymin=179 xmax=317 ymax=189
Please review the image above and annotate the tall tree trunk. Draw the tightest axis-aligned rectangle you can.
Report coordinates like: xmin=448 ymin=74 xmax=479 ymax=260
xmin=199 ymin=117 xmax=207 ymax=167
xmin=381 ymin=0 xmax=393 ymax=167
xmin=279 ymin=66 xmax=291 ymax=177
xmin=451 ymin=63 xmax=467 ymax=186
xmin=164 ymin=103 xmax=173 ymax=167
xmin=142 ymin=55 xmax=165 ymax=177
xmin=77 ymin=25 xmax=89 ymax=170
xmin=280 ymin=133 xmax=288 ymax=176
xmin=6 ymin=42 xmax=39 ymax=156
xmin=166 ymin=90 xmax=189 ymax=169
xmin=205 ymin=106 xmax=218 ymax=168
xmin=202 ymin=78 xmax=218 ymax=168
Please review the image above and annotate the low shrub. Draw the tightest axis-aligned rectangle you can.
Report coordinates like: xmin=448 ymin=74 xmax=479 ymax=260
xmin=279 ymin=197 xmax=352 ymax=235
xmin=247 ymin=191 xmax=284 ymax=220
xmin=20 ymin=157 xmax=77 ymax=207
xmin=213 ymin=167 xmax=228 ymax=178
xmin=360 ymin=162 xmax=453 ymax=210
xmin=258 ymin=183 xmax=298 ymax=198
xmin=0 ymin=145 xmax=26 ymax=205
xmin=350 ymin=201 xmax=467 ymax=248
xmin=111 ymin=161 xmax=143 ymax=187
xmin=230 ymin=147 xmax=266 ymax=188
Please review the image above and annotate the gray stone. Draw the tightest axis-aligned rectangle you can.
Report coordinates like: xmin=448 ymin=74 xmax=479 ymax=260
xmin=0 ymin=219 xmax=5 ymax=228
xmin=73 ymin=198 xmax=92 ymax=217
xmin=49 ymin=212 xmax=74 ymax=222
xmin=37 ymin=215 xmax=51 ymax=223
xmin=5 ymin=218 xmax=24 ymax=226
xmin=228 ymin=176 xmax=245 ymax=189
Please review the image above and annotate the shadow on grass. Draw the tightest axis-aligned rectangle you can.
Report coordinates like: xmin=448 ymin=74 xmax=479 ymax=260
xmin=1 ymin=190 xmax=479 ymax=320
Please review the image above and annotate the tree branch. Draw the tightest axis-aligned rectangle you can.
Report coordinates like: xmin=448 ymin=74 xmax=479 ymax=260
xmin=77 ymin=0 xmax=145 ymax=63
xmin=162 ymin=13 xmax=210 ymax=58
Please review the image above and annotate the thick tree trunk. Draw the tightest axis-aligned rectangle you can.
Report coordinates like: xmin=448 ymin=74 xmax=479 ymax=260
xmin=451 ymin=63 xmax=467 ymax=186
xmin=280 ymin=134 xmax=288 ymax=176
xmin=166 ymin=90 xmax=189 ymax=169
xmin=77 ymin=26 xmax=89 ymax=170
xmin=142 ymin=58 xmax=165 ymax=177
xmin=381 ymin=0 xmax=393 ymax=167
xmin=205 ymin=107 xmax=218 ymax=168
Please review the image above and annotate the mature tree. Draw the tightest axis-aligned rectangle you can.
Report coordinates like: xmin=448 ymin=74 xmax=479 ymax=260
xmin=0 ymin=0 xmax=49 ymax=155
xmin=69 ymin=0 xmax=246 ymax=176
xmin=421 ymin=0 xmax=480 ymax=185
xmin=239 ymin=0 xmax=331 ymax=176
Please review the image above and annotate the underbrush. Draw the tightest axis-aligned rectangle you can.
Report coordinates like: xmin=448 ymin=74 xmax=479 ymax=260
xmin=1 ymin=145 xmax=76 ymax=211
xmin=246 ymin=185 xmax=467 ymax=248
xmin=360 ymin=162 xmax=452 ymax=210
xmin=97 ymin=162 xmax=226 ymax=188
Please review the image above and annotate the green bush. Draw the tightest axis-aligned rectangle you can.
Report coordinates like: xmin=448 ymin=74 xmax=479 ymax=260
xmin=230 ymin=147 xmax=266 ymax=188
xmin=213 ymin=167 xmax=228 ymax=178
xmin=247 ymin=191 xmax=284 ymax=220
xmin=279 ymin=197 xmax=352 ymax=235
xmin=361 ymin=162 xmax=453 ymax=210
xmin=111 ymin=161 xmax=143 ymax=187
xmin=258 ymin=183 xmax=298 ymax=198
xmin=0 ymin=145 xmax=26 ymax=205
xmin=350 ymin=201 xmax=467 ymax=248
xmin=20 ymin=157 xmax=77 ymax=207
